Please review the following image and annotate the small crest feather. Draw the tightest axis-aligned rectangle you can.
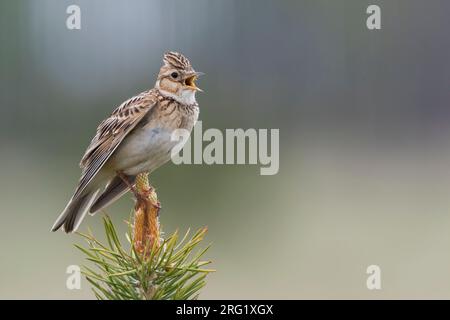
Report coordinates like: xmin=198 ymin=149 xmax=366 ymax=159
xmin=163 ymin=51 xmax=192 ymax=71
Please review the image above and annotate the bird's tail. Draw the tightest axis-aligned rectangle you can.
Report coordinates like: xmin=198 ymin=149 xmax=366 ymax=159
xmin=51 ymin=189 xmax=100 ymax=233
xmin=89 ymin=174 xmax=135 ymax=215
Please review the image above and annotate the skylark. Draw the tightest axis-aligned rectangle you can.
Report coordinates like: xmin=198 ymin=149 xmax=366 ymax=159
xmin=52 ymin=52 xmax=202 ymax=233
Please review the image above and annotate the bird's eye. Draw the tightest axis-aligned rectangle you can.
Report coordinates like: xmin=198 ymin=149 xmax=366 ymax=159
xmin=171 ymin=72 xmax=179 ymax=79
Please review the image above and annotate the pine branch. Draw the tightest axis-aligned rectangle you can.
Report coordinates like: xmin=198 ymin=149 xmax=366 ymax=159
xmin=75 ymin=172 xmax=214 ymax=300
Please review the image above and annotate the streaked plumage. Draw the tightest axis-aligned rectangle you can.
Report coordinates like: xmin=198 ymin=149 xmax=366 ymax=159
xmin=52 ymin=52 xmax=201 ymax=233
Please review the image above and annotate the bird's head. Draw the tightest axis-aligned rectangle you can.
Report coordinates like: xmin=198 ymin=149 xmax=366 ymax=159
xmin=156 ymin=51 xmax=203 ymax=105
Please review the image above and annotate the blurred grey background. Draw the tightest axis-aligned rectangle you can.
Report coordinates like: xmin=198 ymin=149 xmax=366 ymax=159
xmin=1 ymin=0 xmax=450 ymax=299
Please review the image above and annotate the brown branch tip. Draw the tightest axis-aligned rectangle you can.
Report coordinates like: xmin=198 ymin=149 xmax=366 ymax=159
xmin=132 ymin=172 xmax=161 ymax=256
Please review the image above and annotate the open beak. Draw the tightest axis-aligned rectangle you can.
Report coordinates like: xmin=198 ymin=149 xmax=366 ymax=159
xmin=184 ymin=72 xmax=204 ymax=92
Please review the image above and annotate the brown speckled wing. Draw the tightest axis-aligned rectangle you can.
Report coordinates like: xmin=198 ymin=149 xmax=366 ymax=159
xmin=74 ymin=90 xmax=157 ymax=198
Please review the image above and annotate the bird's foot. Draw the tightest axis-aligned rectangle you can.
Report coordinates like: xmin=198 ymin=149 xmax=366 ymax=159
xmin=117 ymin=171 xmax=138 ymax=193
xmin=117 ymin=171 xmax=161 ymax=211
xmin=139 ymin=188 xmax=161 ymax=209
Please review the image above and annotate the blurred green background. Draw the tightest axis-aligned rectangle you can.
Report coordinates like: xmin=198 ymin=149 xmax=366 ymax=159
xmin=2 ymin=0 xmax=450 ymax=299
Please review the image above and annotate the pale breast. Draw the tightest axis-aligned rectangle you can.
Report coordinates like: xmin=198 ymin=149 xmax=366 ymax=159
xmin=109 ymin=98 xmax=199 ymax=175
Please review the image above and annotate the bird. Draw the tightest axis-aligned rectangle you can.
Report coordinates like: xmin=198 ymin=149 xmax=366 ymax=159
xmin=51 ymin=52 xmax=202 ymax=233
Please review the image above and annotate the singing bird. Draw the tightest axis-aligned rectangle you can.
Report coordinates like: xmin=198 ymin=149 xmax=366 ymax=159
xmin=52 ymin=52 xmax=202 ymax=233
